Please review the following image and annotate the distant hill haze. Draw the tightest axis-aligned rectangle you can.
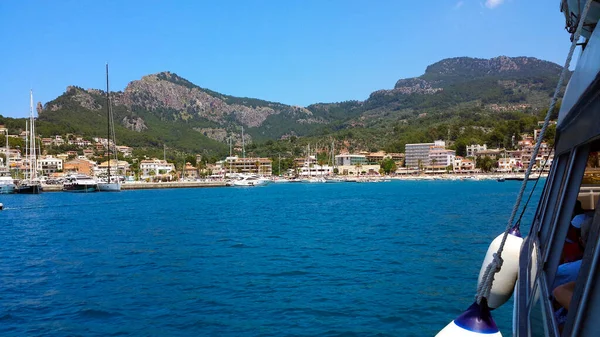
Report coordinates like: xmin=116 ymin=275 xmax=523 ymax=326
xmin=33 ymin=56 xmax=562 ymax=154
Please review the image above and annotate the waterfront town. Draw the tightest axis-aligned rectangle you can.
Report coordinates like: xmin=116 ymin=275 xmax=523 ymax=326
xmin=0 ymin=120 xmax=554 ymax=187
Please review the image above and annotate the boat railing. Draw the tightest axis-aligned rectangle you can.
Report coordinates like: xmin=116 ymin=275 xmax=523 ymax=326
xmin=578 ymin=185 xmax=600 ymax=210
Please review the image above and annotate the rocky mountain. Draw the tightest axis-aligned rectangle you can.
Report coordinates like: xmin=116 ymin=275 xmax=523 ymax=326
xmin=26 ymin=56 xmax=563 ymax=156
xmin=346 ymin=56 xmax=563 ymax=127
xmin=419 ymin=56 xmax=562 ymax=83
xmin=379 ymin=56 xmax=561 ymax=103
xmin=37 ymin=71 xmax=324 ymax=154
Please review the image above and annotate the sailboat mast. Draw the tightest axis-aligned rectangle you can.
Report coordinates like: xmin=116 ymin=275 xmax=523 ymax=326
xmin=241 ymin=127 xmax=245 ymax=159
xmin=308 ymin=144 xmax=310 ymax=176
xmin=24 ymin=119 xmax=28 ymax=180
xmin=332 ymin=141 xmax=335 ymax=173
xmin=106 ymin=63 xmax=111 ymax=183
xmin=4 ymin=128 xmax=8 ymax=170
xmin=29 ymin=90 xmax=36 ymax=180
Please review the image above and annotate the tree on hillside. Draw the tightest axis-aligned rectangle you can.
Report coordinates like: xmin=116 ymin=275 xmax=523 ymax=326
xmin=185 ymin=155 xmax=197 ymax=167
xmin=453 ymin=139 xmax=468 ymax=157
xmin=543 ymin=124 xmax=557 ymax=148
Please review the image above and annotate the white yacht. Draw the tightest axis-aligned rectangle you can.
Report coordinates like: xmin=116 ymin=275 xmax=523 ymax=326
xmin=324 ymin=176 xmax=345 ymax=183
xmin=0 ymin=126 xmax=15 ymax=194
xmin=98 ymin=175 xmax=121 ymax=192
xmin=62 ymin=174 xmax=99 ymax=192
xmin=232 ymin=175 xmax=270 ymax=187
xmin=0 ymin=171 xmax=15 ymax=194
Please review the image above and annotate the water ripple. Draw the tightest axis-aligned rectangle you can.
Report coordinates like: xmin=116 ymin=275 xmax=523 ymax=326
xmin=0 ymin=181 xmax=540 ymax=336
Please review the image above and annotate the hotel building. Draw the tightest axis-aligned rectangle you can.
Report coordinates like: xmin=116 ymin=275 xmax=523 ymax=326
xmin=405 ymin=140 xmax=445 ymax=169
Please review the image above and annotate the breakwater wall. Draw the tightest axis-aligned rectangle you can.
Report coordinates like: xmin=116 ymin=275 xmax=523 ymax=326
xmin=40 ymin=181 xmax=229 ymax=192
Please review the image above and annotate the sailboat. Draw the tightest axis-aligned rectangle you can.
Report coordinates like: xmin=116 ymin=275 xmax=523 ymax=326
xmin=98 ymin=64 xmax=121 ymax=192
xmin=0 ymin=126 xmax=16 ymax=194
xmin=325 ymin=141 xmax=344 ymax=183
xmin=16 ymin=90 xmax=42 ymax=194
xmin=230 ymin=126 xmax=270 ymax=187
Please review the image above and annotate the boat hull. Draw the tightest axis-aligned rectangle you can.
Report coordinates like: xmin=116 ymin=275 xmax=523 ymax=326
xmin=0 ymin=184 xmax=16 ymax=194
xmin=63 ymin=184 xmax=99 ymax=193
xmin=16 ymin=184 xmax=42 ymax=194
xmin=232 ymin=180 xmax=269 ymax=187
xmin=98 ymin=182 xmax=121 ymax=192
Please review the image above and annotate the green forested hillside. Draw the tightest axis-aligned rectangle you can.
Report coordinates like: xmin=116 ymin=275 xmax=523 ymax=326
xmin=0 ymin=56 xmax=564 ymax=164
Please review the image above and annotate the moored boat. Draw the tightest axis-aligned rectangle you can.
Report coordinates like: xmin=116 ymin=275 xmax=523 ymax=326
xmin=63 ymin=174 xmax=99 ymax=192
xmin=98 ymin=177 xmax=121 ymax=191
xmin=15 ymin=180 xmax=42 ymax=194
xmin=0 ymin=174 xmax=16 ymax=194
xmin=16 ymin=90 xmax=42 ymax=194
xmin=232 ymin=175 xmax=270 ymax=187
xmin=302 ymin=177 xmax=326 ymax=183
xmin=324 ymin=176 xmax=345 ymax=183
xmin=98 ymin=64 xmax=121 ymax=192
xmin=0 ymin=127 xmax=15 ymax=194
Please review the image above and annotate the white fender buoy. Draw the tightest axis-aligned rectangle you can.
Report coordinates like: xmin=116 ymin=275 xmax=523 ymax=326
xmin=0 ymin=202 xmax=3 ymax=210
xmin=436 ymin=299 xmax=502 ymax=336
xmin=477 ymin=227 xmax=523 ymax=309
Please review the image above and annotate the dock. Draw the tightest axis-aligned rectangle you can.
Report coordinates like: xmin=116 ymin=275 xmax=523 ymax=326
xmin=40 ymin=181 xmax=230 ymax=192
xmin=121 ymin=181 xmax=229 ymax=190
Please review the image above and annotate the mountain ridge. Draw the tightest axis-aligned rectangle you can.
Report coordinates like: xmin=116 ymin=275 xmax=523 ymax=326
xmin=2 ymin=55 xmax=563 ymax=157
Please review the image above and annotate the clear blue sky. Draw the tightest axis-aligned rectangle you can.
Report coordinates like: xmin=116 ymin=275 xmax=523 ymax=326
xmin=0 ymin=0 xmax=571 ymax=118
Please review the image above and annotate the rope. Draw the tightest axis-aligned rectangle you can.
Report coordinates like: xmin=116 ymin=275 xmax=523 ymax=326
xmin=476 ymin=0 xmax=594 ymax=304
xmin=513 ymin=147 xmax=555 ymax=230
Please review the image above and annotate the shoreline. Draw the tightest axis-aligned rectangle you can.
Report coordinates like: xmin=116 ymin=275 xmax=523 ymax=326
xmin=24 ymin=173 xmax=547 ymax=192
xmin=39 ymin=181 xmax=230 ymax=192
xmin=389 ymin=172 xmax=548 ymax=181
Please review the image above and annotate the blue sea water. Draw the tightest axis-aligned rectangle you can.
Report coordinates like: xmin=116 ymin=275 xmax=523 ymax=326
xmin=0 ymin=180 xmax=542 ymax=336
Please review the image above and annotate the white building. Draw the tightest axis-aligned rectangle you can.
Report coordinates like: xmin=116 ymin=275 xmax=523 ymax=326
xmin=140 ymin=158 xmax=175 ymax=178
xmin=453 ymin=156 xmax=476 ymax=172
xmin=498 ymin=157 xmax=518 ymax=172
xmin=466 ymin=144 xmax=487 ymax=158
xmin=405 ymin=140 xmax=445 ymax=169
xmin=117 ymin=146 xmax=133 ymax=157
xmin=53 ymin=135 xmax=65 ymax=146
xmin=219 ymin=156 xmax=272 ymax=176
xmin=334 ymin=154 xmax=367 ymax=167
xmin=298 ymin=163 xmax=333 ymax=177
xmin=95 ymin=159 xmax=130 ymax=177
xmin=38 ymin=156 xmax=63 ymax=175
xmin=429 ymin=148 xmax=456 ymax=168
xmin=335 ymin=164 xmax=381 ymax=176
